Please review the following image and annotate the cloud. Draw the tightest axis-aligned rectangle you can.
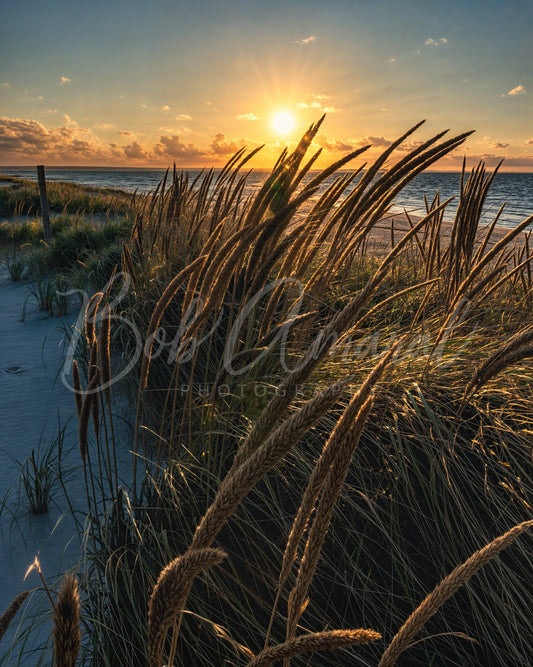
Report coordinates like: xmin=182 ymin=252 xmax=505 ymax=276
xmin=425 ymin=37 xmax=447 ymax=46
xmin=296 ymin=35 xmax=316 ymax=45
xmin=237 ymin=113 xmax=258 ymax=121
xmin=107 ymin=143 xmax=124 ymax=159
xmin=118 ymin=130 xmax=133 ymax=136
xmin=494 ymin=142 xmax=510 ymax=149
xmin=60 ymin=76 xmax=71 ymax=85
xmin=506 ymin=85 xmax=526 ymax=96
xmin=161 ymin=105 xmax=171 ymax=111
xmin=1 ymin=82 xmax=11 ymax=88
xmin=355 ymin=135 xmax=392 ymax=148
xmin=0 ymin=116 xmax=112 ymax=162
xmin=63 ymin=114 xmax=79 ymax=127
xmin=154 ymin=134 xmax=207 ymax=159
xmin=95 ymin=122 xmax=114 ymax=130
xmin=210 ymin=133 xmax=243 ymax=156
xmin=389 ymin=58 xmax=396 ymax=63
xmin=176 ymin=114 xmax=192 ymax=121
xmin=348 ymin=134 xmax=423 ymax=152
xmin=159 ymin=125 xmax=192 ymax=135
xmin=296 ymin=93 xmax=340 ymax=113
xmin=296 ymin=101 xmax=322 ymax=110
xmin=0 ymin=117 xmax=50 ymax=151
xmin=445 ymin=153 xmax=533 ymax=169
xmin=316 ymin=135 xmax=353 ymax=152
xmin=526 ymin=139 xmax=533 ymax=145
xmin=47 ymin=109 xmax=58 ymax=114
xmin=124 ymin=141 xmax=150 ymax=160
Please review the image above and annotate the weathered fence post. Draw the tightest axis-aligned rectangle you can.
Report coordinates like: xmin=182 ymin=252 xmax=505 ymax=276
xmin=36 ymin=165 xmax=52 ymax=242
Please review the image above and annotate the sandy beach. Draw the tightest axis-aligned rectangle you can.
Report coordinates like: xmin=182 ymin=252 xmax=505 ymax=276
xmin=364 ymin=211 xmax=518 ymax=256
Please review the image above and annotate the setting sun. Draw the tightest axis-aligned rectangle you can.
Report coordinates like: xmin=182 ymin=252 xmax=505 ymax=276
xmin=271 ymin=111 xmax=296 ymax=136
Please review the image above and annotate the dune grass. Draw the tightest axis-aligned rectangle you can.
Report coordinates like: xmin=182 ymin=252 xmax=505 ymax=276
xmin=0 ymin=176 xmax=131 ymax=219
xmin=0 ymin=176 xmax=133 ymax=292
xmin=2 ymin=119 xmax=532 ymax=665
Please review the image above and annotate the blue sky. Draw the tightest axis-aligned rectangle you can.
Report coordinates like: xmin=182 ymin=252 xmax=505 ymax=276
xmin=1 ymin=0 xmax=532 ymax=168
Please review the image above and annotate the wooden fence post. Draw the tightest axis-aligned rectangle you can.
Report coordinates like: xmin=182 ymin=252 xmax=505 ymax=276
xmin=36 ymin=165 xmax=52 ymax=242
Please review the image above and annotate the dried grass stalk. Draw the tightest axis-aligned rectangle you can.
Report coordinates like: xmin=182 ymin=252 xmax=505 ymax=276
xmin=97 ymin=304 xmax=112 ymax=400
xmin=248 ymin=628 xmax=381 ymax=666
xmin=84 ymin=292 xmax=103 ymax=347
xmin=147 ymin=548 xmax=227 ymax=667
xmin=71 ymin=360 xmax=83 ymax=419
xmin=190 ymin=375 xmax=356 ymax=552
xmin=140 ymin=256 xmax=205 ymax=390
xmin=286 ymin=396 xmax=374 ymax=644
xmin=52 ymin=574 xmax=81 ymax=667
xmin=378 ymin=519 xmax=533 ymax=667
xmin=121 ymin=243 xmax=136 ymax=288
xmin=79 ymin=373 xmax=100 ymax=463
xmin=462 ymin=327 xmax=533 ymax=406
xmin=430 ymin=214 xmax=533 ymax=359
xmin=0 ymin=590 xmax=30 ymax=643
xmin=279 ymin=351 xmax=393 ymax=590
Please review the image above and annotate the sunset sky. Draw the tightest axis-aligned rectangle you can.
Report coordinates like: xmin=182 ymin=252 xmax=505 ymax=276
xmin=1 ymin=0 xmax=532 ymax=169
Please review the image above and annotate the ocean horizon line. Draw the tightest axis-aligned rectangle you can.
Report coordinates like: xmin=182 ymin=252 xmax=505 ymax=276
xmin=2 ymin=165 xmax=533 ymax=175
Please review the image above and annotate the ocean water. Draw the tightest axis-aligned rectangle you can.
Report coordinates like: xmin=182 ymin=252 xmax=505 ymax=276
xmin=1 ymin=166 xmax=532 ymax=230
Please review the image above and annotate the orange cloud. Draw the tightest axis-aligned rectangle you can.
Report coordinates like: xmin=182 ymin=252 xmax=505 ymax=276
xmin=296 ymin=94 xmax=340 ymax=113
xmin=315 ymin=135 xmax=353 ymax=152
xmin=154 ymin=135 xmax=207 ymax=159
xmin=506 ymin=85 xmax=526 ymax=96
xmin=210 ymin=133 xmax=243 ymax=155
xmin=0 ymin=116 xmax=116 ymax=163
xmin=124 ymin=141 xmax=150 ymax=160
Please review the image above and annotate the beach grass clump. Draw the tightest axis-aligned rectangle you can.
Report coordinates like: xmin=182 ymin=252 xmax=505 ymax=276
xmin=0 ymin=176 xmax=131 ymax=218
xmin=0 ymin=182 xmax=133 ymax=292
xmin=5 ymin=120 xmax=533 ymax=666
xmin=0 ymin=214 xmax=80 ymax=245
xmin=1 ymin=248 xmax=28 ymax=281
xmin=29 ymin=218 xmax=131 ymax=278
xmin=1 ymin=217 xmax=133 ymax=301
xmin=17 ymin=424 xmax=66 ymax=514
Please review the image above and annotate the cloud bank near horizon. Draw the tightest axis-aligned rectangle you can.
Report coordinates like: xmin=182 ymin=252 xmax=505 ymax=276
xmin=2 ymin=116 xmax=533 ymax=170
